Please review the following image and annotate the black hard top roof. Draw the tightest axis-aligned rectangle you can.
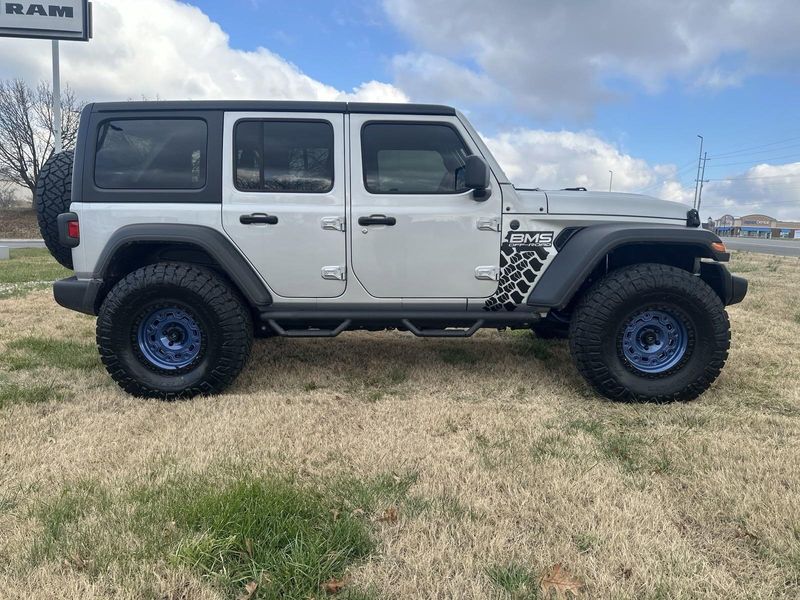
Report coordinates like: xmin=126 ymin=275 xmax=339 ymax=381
xmin=90 ymin=100 xmax=456 ymax=116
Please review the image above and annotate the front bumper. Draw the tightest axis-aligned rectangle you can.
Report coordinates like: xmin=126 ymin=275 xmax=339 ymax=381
xmin=53 ymin=276 xmax=103 ymax=315
xmin=729 ymin=273 xmax=748 ymax=305
xmin=700 ymin=262 xmax=747 ymax=306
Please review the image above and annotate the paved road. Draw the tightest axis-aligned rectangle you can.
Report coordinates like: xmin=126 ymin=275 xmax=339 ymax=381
xmin=723 ymin=237 xmax=800 ymax=257
xmin=0 ymin=239 xmax=46 ymax=249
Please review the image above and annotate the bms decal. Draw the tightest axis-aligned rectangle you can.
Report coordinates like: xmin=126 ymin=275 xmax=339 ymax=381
xmin=484 ymin=230 xmax=553 ymax=311
xmin=506 ymin=231 xmax=554 ymax=250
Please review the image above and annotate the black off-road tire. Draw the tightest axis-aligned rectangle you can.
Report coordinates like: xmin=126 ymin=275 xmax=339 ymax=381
xmin=569 ymin=263 xmax=730 ymax=402
xmin=34 ymin=150 xmax=74 ymax=269
xmin=97 ymin=263 xmax=253 ymax=399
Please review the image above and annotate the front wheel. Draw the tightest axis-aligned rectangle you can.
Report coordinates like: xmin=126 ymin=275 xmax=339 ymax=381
xmin=97 ymin=263 xmax=253 ymax=399
xmin=569 ymin=263 xmax=730 ymax=402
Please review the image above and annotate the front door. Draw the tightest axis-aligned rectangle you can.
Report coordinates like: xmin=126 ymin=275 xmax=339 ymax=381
xmin=222 ymin=112 xmax=346 ymax=298
xmin=348 ymin=114 xmax=502 ymax=298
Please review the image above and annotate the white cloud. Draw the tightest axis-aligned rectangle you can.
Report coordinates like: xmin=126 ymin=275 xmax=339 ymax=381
xmin=483 ymin=128 xmax=689 ymax=197
xmin=693 ymin=67 xmax=745 ymax=91
xmin=392 ymin=52 xmax=500 ymax=106
xmin=0 ymin=0 xmax=794 ymax=221
xmin=0 ymin=0 xmax=408 ymax=103
xmin=481 ymin=128 xmax=800 ymax=220
xmin=347 ymin=80 xmax=409 ymax=103
xmin=701 ymin=162 xmax=800 ymax=220
xmin=383 ymin=0 xmax=800 ymax=117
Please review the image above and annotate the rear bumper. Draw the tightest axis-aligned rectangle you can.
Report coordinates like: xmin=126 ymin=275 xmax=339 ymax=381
xmin=53 ymin=276 xmax=102 ymax=315
xmin=699 ymin=262 xmax=747 ymax=306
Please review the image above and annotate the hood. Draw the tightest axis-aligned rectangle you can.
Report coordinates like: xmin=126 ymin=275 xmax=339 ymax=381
xmin=539 ymin=190 xmax=690 ymax=222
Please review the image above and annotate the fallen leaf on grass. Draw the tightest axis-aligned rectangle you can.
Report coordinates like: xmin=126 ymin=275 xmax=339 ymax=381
xmin=163 ymin=520 xmax=177 ymax=533
xmin=322 ymin=577 xmax=347 ymax=594
xmin=539 ymin=563 xmax=583 ymax=599
xmin=63 ymin=553 xmax=88 ymax=570
xmin=238 ymin=580 xmax=258 ymax=600
xmin=378 ymin=507 xmax=398 ymax=523
xmin=735 ymin=525 xmax=760 ymax=542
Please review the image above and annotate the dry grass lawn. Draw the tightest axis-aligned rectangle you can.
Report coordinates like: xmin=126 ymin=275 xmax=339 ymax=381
xmin=0 ymin=208 xmax=40 ymax=239
xmin=0 ymin=250 xmax=798 ymax=599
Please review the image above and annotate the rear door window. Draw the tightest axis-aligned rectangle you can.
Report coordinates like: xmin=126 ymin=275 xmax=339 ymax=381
xmin=234 ymin=120 xmax=334 ymax=193
xmin=94 ymin=119 xmax=207 ymax=189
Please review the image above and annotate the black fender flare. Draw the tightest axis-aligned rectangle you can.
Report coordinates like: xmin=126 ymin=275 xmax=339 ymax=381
xmin=526 ymin=223 xmax=730 ymax=310
xmin=92 ymin=223 xmax=273 ymax=309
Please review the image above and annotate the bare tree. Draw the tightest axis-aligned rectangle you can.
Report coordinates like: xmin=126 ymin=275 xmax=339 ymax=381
xmin=0 ymin=181 xmax=17 ymax=209
xmin=0 ymin=79 xmax=84 ymax=202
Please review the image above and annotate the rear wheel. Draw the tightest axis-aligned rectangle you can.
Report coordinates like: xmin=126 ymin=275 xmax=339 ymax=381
xmin=569 ymin=263 xmax=730 ymax=402
xmin=97 ymin=263 xmax=252 ymax=399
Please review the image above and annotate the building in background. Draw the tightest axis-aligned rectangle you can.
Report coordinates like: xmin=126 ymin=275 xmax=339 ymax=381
xmin=712 ymin=214 xmax=800 ymax=239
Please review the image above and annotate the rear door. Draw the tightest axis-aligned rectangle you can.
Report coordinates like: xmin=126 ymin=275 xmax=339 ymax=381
xmin=348 ymin=114 xmax=502 ymax=298
xmin=222 ymin=112 xmax=346 ymax=298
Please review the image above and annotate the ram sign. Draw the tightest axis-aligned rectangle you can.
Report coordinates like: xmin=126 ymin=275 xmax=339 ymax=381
xmin=0 ymin=0 xmax=91 ymax=40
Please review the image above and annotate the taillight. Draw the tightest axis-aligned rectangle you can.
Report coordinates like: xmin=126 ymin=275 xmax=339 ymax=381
xmin=57 ymin=212 xmax=80 ymax=248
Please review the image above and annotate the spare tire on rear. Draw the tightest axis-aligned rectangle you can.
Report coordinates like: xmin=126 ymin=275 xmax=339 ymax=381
xmin=34 ymin=150 xmax=74 ymax=269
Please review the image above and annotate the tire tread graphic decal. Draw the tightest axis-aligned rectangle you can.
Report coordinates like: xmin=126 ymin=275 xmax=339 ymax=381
xmin=484 ymin=232 xmax=551 ymax=312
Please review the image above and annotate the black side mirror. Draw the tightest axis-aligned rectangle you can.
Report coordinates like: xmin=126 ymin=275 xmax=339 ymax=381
xmin=464 ymin=155 xmax=491 ymax=200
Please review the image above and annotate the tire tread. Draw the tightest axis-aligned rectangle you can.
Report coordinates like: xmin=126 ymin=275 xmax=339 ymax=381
xmin=97 ymin=263 xmax=252 ymax=399
xmin=34 ymin=150 xmax=74 ymax=269
xmin=569 ymin=263 xmax=730 ymax=402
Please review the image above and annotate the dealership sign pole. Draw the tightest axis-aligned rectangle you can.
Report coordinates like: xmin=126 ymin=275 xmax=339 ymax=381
xmin=52 ymin=37 xmax=60 ymax=150
xmin=0 ymin=1 xmax=92 ymax=153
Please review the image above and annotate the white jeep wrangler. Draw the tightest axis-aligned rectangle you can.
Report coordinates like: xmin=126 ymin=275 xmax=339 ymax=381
xmin=35 ymin=101 xmax=747 ymax=401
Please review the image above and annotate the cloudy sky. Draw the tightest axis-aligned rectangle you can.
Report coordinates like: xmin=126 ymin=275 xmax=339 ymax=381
xmin=1 ymin=0 xmax=799 ymax=219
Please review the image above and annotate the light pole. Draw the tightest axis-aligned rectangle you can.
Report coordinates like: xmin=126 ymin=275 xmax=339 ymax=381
xmin=693 ymin=134 xmax=704 ymax=209
xmin=697 ymin=152 xmax=708 ymax=213
xmin=608 ymin=170 xmax=613 ymax=192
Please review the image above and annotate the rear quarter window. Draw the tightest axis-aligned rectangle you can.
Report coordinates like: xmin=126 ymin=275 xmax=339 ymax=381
xmin=94 ymin=119 xmax=207 ymax=189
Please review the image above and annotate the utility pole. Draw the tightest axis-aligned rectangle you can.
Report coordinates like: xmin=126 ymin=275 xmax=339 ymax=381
xmin=52 ymin=40 xmax=61 ymax=153
xmin=693 ymin=134 xmax=703 ymax=210
xmin=697 ymin=151 xmax=708 ymax=213
xmin=608 ymin=170 xmax=613 ymax=192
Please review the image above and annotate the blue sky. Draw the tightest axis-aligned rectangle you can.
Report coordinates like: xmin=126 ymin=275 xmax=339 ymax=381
xmin=2 ymin=0 xmax=798 ymax=218
xmin=190 ymin=1 xmax=406 ymax=92
xmin=191 ymin=0 xmax=800 ymax=180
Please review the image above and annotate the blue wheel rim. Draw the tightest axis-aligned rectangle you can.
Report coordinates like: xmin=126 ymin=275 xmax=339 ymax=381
xmin=621 ymin=309 xmax=688 ymax=374
xmin=136 ymin=306 xmax=202 ymax=370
